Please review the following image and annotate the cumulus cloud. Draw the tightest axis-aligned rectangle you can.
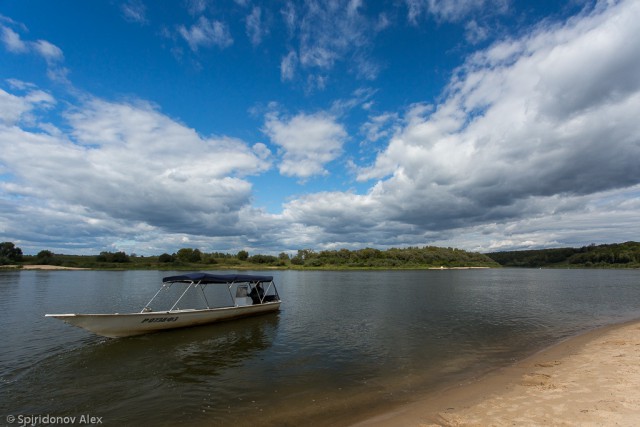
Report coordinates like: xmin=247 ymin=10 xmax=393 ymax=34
xmin=281 ymin=0 xmax=640 ymax=249
xmin=0 ymin=85 xmax=55 ymax=126
xmin=0 ymin=90 xmax=272 ymax=248
xmin=263 ymin=112 xmax=347 ymax=179
xmin=178 ymin=16 xmax=233 ymax=51
xmin=360 ymin=112 xmax=399 ymax=144
xmin=3 ymin=1 xmax=640 ymax=255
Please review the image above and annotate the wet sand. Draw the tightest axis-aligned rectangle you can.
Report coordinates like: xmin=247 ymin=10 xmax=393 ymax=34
xmin=353 ymin=319 xmax=640 ymax=426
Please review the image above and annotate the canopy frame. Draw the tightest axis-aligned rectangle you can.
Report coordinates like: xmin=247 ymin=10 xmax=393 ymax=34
xmin=140 ymin=273 xmax=279 ymax=313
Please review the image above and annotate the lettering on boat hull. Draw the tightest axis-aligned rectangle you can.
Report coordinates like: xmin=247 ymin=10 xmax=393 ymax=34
xmin=141 ymin=317 xmax=179 ymax=323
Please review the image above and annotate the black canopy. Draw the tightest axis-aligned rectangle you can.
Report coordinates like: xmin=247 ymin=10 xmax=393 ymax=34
xmin=162 ymin=272 xmax=273 ymax=284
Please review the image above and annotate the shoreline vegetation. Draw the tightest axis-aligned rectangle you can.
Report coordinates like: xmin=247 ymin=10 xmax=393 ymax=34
xmin=486 ymin=241 xmax=640 ymax=268
xmin=1 ymin=241 xmax=638 ymax=271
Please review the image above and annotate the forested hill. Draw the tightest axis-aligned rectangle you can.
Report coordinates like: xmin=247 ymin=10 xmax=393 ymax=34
xmin=288 ymin=247 xmax=498 ymax=268
xmin=486 ymin=242 xmax=640 ymax=268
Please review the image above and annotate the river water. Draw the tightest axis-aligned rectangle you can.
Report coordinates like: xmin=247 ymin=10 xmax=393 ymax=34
xmin=1 ymin=269 xmax=639 ymax=426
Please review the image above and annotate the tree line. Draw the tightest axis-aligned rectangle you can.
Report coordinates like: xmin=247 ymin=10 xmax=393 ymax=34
xmin=486 ymin=241 xmax=640 ymax=268
xmin=1 ymin=242 xmax=496 ymax=269
xmin=288 ymin=246 xmax=497 ymax=268
xmin=4 ymin=241 xmax=638 ymax=269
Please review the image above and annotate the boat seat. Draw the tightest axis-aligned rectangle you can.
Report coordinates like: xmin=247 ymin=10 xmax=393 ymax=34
xmin=235 ymin=284 xmax=253 ymax=306
xmin=235 ymin=296 xmax=254 ymax=306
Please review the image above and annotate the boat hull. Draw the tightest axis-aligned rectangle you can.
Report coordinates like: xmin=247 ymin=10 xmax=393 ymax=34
xmin=46 ymin=302 xmax=280 ymax=338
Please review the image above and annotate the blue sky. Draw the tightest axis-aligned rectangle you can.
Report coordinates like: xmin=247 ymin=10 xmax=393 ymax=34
xmin=1 ymin=0 xmax=639 ymax=256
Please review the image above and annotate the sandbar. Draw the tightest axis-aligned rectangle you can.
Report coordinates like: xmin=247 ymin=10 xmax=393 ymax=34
xmin=353 ymin=319 xmax=640 ymax=426
xmin=2 ymin=264 xmax=89 ymax=270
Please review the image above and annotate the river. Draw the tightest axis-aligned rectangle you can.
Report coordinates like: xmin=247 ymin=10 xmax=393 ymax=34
xmin=1 ymin=269 xmax=639 ymax=426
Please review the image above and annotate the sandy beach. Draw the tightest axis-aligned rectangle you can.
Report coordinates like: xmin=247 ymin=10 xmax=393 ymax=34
xmin=354 ymin=319 xmax=640 ymax=426
xmin=1 ymin=264 xmax=89 ymax=270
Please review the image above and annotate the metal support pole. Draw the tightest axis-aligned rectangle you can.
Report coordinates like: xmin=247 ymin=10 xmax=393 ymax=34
xmin=199 ymin=284 xmax=211 ymax=309
xmin=170 ymin=282 xmax=194 ymax=311
xmin=140 ymin=283 xmax=169 ymax=313
xmin=227 ymin=282 xmax=236 ymax=306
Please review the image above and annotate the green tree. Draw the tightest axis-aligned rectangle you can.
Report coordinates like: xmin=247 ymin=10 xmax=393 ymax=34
xmin=36 ymin=250 xmax=55 ymax=265
xmin=111 ymin=251 xmax=130 ymax=263
xmin=249 ymin=254 xmax=278 ymax=264
xmin=0 ymin=242 xmax=23 ymax=264
xmin=176 ymin=248 xmax=202 ymax=263
xmin=96 ymin=251 xmax=130 ymax=263
xmin=278 ymin=252 xmax=290 ymax=261
xmin=237 ymin=250 xmax=249 ymax=261
xmin=158 ymin=253 xmax=174 ymax=263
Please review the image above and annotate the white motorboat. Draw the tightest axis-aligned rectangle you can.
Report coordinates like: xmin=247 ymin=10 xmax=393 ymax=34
xmin=45 ymin=273 xmax=281 ymax=338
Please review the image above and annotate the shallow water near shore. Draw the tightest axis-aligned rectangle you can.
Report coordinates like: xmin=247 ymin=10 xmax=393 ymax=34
xmin=1 ymin=269 xmax=639 ymax=426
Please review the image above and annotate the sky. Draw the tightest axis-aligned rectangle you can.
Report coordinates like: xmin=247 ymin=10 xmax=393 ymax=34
xmin=1 ymin=0 xmax=639 ymax=256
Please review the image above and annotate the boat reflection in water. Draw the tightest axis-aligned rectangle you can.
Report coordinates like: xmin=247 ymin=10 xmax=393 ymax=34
xmin=11 ymin=313 xmax=281 ymax=425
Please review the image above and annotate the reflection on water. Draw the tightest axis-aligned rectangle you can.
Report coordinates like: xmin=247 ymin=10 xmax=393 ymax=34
xmin=4 ymin=311 xmax=279 ymax=425
xmin=1 ymin=268 xmax=639 ymax=426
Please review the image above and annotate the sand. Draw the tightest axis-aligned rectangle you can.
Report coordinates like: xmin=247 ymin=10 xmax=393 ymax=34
xmin=2 ymin=264 xmax=89 ymax=270
xmin=353 ymin=319 xmax=640 ymax=426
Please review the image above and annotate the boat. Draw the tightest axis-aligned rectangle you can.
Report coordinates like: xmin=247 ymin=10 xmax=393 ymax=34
xmin=45 ymin=272 xmax=281 ymax=338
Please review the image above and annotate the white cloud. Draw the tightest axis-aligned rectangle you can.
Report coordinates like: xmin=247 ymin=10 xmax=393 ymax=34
xmin=361 ymin=0 xmax=640 ymax=191
xmin=360 ymin=112 xmax=399 ymax=144
xmin=280 ymin=51 xmax=297 ymax=81
xmin=264 ymin=112 xmax=347 ymax=179
xmin=186 ymin=0 xmax=208 ymax=16
xmin=1 ymin=21 xmax=68 ymax=83
xmin=465 ymin=20 xmax=490 ymax=44
xmin=178 ymin=16 xmax=233 ymax=51
xmin=279 ymin=0 xmax=640 ymax=249
xmin=405 ymin=0 xmax=510 ymax=24
xmin=2 ymin=2 xmax=640 ymax=255
xmin=246 ymin=6 xmax=267 ymax=46
xmin=280 ymin=0 xmax=382 ymax=85
xmin=455 ymin=186 xmax=640 ymax=253
xmin=0 ymin=86 xmax=55 ymax=126
xmin=32 ymin=40 xmax=64 ymax=62
xmin=0 ymin=89 xmax=34 ymax=125
xmin=121 ymin=0 xmax=148 ymax=24
xmin=281 ymin=1 xmax=295 ymax=35
xmin=1 ymin=26 xmax=27 ymax=53
xmin=0 ymin=92 xmax=271 ymax=243
xmin=1 ymin=24 xmax=64 ymax=62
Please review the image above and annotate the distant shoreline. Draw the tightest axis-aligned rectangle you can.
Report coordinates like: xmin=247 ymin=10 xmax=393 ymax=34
xmin=1 ymin=264 xmax=491 ymax=271
xmin=1 ymin=264 xmax=90 ymax=270
xmin=4 ymin=264 xmax=639 ymax=271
